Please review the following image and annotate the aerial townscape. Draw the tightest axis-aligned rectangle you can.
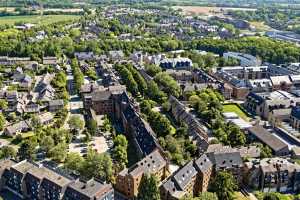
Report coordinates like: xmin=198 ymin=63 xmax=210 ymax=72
xmin=1 ymin=0 xmax=300 ymax=200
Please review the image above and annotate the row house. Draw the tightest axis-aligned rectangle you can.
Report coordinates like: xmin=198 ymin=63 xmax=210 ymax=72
xmin=244 ymin=158 xmax=300 ymax=193
xmin=0 ymin=160 xmax=114 ymax=200
xmin=115 ymin=150 xmax=168 ymax=199
xmin=160 ymin=154 xmax=212 ymax=200
xmin=169 ymin=96 xmax=209 ymax=153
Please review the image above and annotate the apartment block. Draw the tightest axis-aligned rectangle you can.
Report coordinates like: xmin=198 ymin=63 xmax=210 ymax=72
xmin=244 ymin=158 xmax=300 ymax=193
xmin=160 ymin=155 xmax=212 ymax=200
xmin=0 ymin=160 xmax=114 ymax=200
xmin=115 ymin=150 xmax=168 ymax=199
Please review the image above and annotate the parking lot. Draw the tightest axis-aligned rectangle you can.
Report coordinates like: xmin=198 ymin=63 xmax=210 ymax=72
xmin=68 ymin=134 xmax=113 ymax=156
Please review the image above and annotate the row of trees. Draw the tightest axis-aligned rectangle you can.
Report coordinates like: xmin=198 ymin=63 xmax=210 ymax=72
xmin=188 ymin=37 xmax=300 ymax=64
xmin=71 ymin=58 xmax=84 ymax=92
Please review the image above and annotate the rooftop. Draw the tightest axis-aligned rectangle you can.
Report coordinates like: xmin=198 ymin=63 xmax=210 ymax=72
xmin=127 ymin=149 xmax=166 ymax=178
xmin=248 ymin=126 xmax=288 ymax=152
xmin=66 ymin=179 xmax=112 ymax=199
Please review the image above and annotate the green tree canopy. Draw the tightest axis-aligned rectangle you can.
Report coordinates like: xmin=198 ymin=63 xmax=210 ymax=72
xmin=212 ymin=171 xmax=237 ymax=200
xmin=137 ymin=174 xmax=160 ymax=200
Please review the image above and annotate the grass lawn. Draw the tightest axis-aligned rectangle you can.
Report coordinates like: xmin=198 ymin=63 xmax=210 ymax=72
xmin=0 ymin=15 xmax=80 ymax=26
xmin=223 ymin=104 xmax=250 ymax=121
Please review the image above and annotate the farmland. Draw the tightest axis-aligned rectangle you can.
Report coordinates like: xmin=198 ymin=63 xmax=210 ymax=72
xmin=0 ymin=14 xmax=80 ymax=26
xmin=173 ymin=6 xmax=256 ymax=16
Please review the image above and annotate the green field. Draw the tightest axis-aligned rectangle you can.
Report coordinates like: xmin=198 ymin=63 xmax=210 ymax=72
xmin=223 ymin=103 xmax=250 ymax=121
xmin=0 ymin=15 xmax=80 ymax=26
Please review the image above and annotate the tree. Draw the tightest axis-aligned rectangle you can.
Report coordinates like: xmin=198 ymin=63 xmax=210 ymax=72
xmin=0 ymin=99 xmax=8 ymax=110
xmin=49 ymin=143 xmax=67 ymax=163
xmin=112 ymin=135 xmax=128 ymax=171
xmin=0 ymin=146 xmax=16 ymax=159
xmin=212 ymin=171 xmax=237 ymax=200
xmin=0 ymin=113 xmax=5 ymax=131
xmin=80 ymin=149 xmax=113 ymax=182
xmin=18 ymin=137 xmax=38 ymax=160
xmin=154 ymin=72 xmax=180 ymax=97
xmin=137 ymin=174 xmax=160 ymax=200
xmin=257 ymin=143 xmax=273 ymax=158
xmin=68 ymin=116 xmax=85 ymax=131
xmin=227 ymin=123 xmax=246 ymax=147
xmin=40 ymin=136 xmax=55 ymax=155
xmin=145 ymin=64 xmax=162 ymax=77
xmin=87 ymin=119 xmax=97 ymax=136
xmin=147 ymin=80 xmax=166 ymax=103
xmin=64 ymin=152 xmax=84 ymax=172
xmin=148 ymin=111 xmax=172 ymax=137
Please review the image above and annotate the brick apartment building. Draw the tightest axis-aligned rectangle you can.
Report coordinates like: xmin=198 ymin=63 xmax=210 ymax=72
xmin=115 ymin=150 xmax=168 ymax=199
xmin=244 ymin=158 xmax=300 ymax=193
xmin=160 ymin=154 xmax=212 ymax=200
xmin=0 ymin=160 xmax=114 ymax=200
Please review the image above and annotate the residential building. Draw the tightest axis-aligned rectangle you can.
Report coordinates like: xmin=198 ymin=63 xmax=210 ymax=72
xmin=160 ymin=155 xmax=212 ymax=200
xmin=108 ymin=51 xmax=124 ymax=61
xmin=38 ymin=112 xmax=54 ymax=125
xmin=0 ymin=160 xmax=114 ymax=200
xmin=4 ymin=120 xmax=31 ymax=137
xmin=159 ymin=58 xmax=193 ymax=70
xmin=206 ymin=144 xmax=244 ymax=185
xmin=165 ymin=69 xmax=193 ymax=82
xmin=169 ymin=96 xmax=209 ymax=153
xmin=244 ymin=158 xmax=300 ymax=193
xmin=244 ymin=91 xmax=300 ymax=119
xmin=223 ymin=52 xmax=261 ymax=67
xmin=115 ymin=150 xmax=168 ymax=199
xmin=64 ymin=179 xmax=114 ymax=200
xmin=270 ymin=76 xmax=292 ymax=91
xmin=43 ymin=57 xmax=57 ymax=66
xmin=248 ymin=126 xmax=289 ymax=156
xmin=290 ymin=106 xmax=300 ymax=130
xmin=74 ymin=52 xmax=94 ymax=61
xmin=83 ymin=85 xmax=126 ymax=116
xmin=48 ymin=99 xmax=65 ymax=112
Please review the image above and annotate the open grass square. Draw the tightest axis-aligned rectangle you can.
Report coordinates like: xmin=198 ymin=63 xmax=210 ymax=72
xmin=223 ymin=103 xmax=250 ymax=121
